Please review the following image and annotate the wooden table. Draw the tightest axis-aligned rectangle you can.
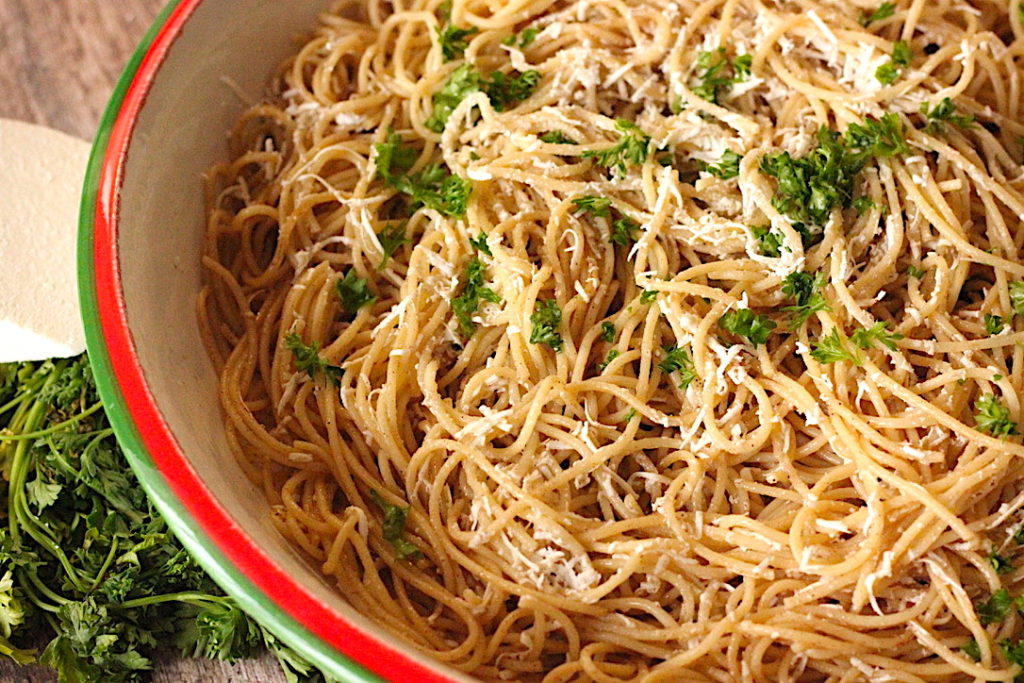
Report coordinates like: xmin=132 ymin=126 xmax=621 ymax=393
xmin=0 ymin=1 xmax=284 ymax=680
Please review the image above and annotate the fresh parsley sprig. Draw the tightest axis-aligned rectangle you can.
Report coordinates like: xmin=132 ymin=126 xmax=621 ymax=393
xmin=370 ymin=491 xmax=421 ymax=560
xmin=452 ymin=257 xmax=501 ymax=337
xmin=691 ymin=48 xmax=753 ymax=104
xmin=921 ymin=98 xmax=974 ymax=135
xmin=860 ymin=2 xmax=895 ymax=26
xmin=374 ymin=130 xmax=473 ymax=217
xmin=530 ymin=299 xmax=564 ymax=352
xmin=850 ymin=321 xmax=903 ymax=350
xmin=719 ymin=309 xmax=776 ymax=347
xmin=658 ymin=345 xmax=698 ymax=389
xmin=782 ymin=272 xmax=831 ymax=329
xmin=810 ymin=328 xmax=861 ymax=365
xmin=582 ymin=119 xmax=652 ymax=177
xmin=700 ymin=150 xmax=743 ymax=179
xmin=876 ymin=40 xmax=913 ymax=85
xmin=284 ymin=333 xmax=344 ymax=385
xmin=975 ymin=394 xmax=1019 ymax=437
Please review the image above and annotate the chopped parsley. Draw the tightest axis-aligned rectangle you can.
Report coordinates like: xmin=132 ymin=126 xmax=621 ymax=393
xmin=425 ymin=64 xmax=540 ymax=132
xmin=572 ymin=195 xmax=612 ymax=217
xmin=502 ymin=27 xmax=539 ymax=48
xmin=810 ymin=328 xmax=860 ymax=365
xmin=846 ymin=113 xmax=911 ymax=159
xmin=376 ymin=222 xmax=408 ymax=269
xmin=438 ymin=24 xmax=478 ymax=61
xmin=370 ymin=491 xmax=421 ymax=560
xmin=283 ymin=333 xmax=344 ymax=385
xmin=906 ymin=265 xmax=926 ymax=279
xmin=623 ymin=408 xmax=638 ymax=422
xmin=991 ymin=552 xmax=1015 ymax=575
xmin=658 ymin=345 xmax=698 ymax=389
xmin=986 ymin=313 xmax=1005 ymax=336
xmin=975 ymin=394 xmax=1019 ymax=437
xmin=336 ymin=268 xmax=377 ymax=313
xmin=978 ymin=588 xmax=1015 ymax=625
xmin=598 ymin=349 xmax=620 ymax=370
xmin=1010 ymin=281 xmax=1024 ymax=315
xmin=852 ymin=196 xmax=878 ymax=215
xmin=582 ymin=119 xmax=651 ymax=177
xmin=876 ymin=40 xmax=912 ymax=85
xmin=962 ymin=638 xmax=981 ymax=662
xmin=539 ymin=130 xmax=577 ymax=144
xmin=782 ymin=272 xmax=831 ymax=329
xmin=1001 ymin=637 xmax=1024 ymax=667
xmin=374 ymin=131 xmax=473 ymax=216
xmin=611 ymin=217 xmax=641 ymax=247
xmin=469 ymin=231 xmax=491 ymax=255
xmin=601 ymin=322 xmax=616 ymax=343
xmin=750 ymin=225 xmax=784 ymax=258
xmin=452 ymin=257 xmax=501 ymax=337
xmin=850 ymin=321 xmax=903 ymax=351
xmin=860 ymin=2 xmax=895 ymax=26
xmin=639 ymin=290 xmax=659 ymax=304
xmin=530 ymin=299 xmax=564 ymax=352
xmin=719 ymin=309 xmax=776 ymax=347
xmin=691 ymin=48 xmax=753 ymax=104
xmin=920 ymin=98 xmax=974 ymax=134
xmin=700 ymin=150 xmax=742 ymax=179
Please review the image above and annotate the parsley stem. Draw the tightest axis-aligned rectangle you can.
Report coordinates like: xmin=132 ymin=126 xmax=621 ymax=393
xmin=0 ymin=401 xmax=104 ymax=441
xmin=117 ymin=591 xmax=232 ymax=610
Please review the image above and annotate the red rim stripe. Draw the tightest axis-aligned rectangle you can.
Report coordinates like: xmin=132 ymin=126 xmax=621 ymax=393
xmin=92 ymin=2 xmax=454 ymax=680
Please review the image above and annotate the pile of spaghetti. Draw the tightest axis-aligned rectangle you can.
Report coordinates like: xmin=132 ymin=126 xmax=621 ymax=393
xmin=198 ymin=0 xmax=1024 ymax=679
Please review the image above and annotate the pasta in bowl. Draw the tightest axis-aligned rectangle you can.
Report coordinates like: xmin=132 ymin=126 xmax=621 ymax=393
xmin=128 ymin=0 xmax=1024 ymax=679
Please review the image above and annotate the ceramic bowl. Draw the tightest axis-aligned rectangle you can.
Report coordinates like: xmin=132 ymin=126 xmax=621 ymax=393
xmin=79 ymin=1 xmax=466 ymax=680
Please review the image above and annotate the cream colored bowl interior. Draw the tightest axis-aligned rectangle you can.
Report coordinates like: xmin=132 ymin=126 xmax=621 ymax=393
xmin=116 ymin=0 xmax=465 ymax=677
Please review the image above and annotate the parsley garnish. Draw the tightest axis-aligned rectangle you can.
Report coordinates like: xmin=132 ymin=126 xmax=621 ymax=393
xmin=782 ymin=272 xmax=831 ymax=328
xmin=582 ymin=119 xmax=651 ymax=177
xmin=906 ymin=265 xmax=926 ymax=278
xmin=851 ymin=321 xmax=903 ymax=351
xmin=374 ymin=131 xmax=473 ymax=217
xmin=639 ymin=290 xmax=659 ymax=304
xmin=852 ymin=196 xmax=878 ymax=215
xmin=336 ymin=269 xmax=376 ymax=313
xmin=962 ymin=638 xmax=981 ymax=662
xmin=750 ymin=225 xmax=784 ymax=257
xmin=860 ymin=2 xmax=895 ymax=26
xmin=978 ymin=588 xmax=1015 ymax=625
xmin=811 ymin=328 xmax=860 ymax=365
xmin=539 ymin=131 xmax=576 ymax=144
xmin=719 ymin=309 xmax=776 ymax=347
xmin=452 ymin=257 xmax=501 ymax=337
xmin=572 ymin=195 xmax=612 ymax=217
xmin=502 ymin=27 xmax=538 ymax=48
xmin=975 ymin=394 xmax=1019 ymax=437
xmin=920 ymin=98 xmax=974 ymax=134
xmin=438 ymin=24 xmax=478 ymax=61
xmin=691 ymin=48 xmax=753 ymax=104
xmin=846 ymin=113 xmax=911 ymax=159
xmin=700 ymin=150 xmax=742 ymax=179
xmin=1010 ymin=282 xmax=1024 ymax=315
xmin=623 ymin=408 xmax=638 ymax=422
xmin=991 ymin=552 xmax=1015 ymax=575
xmin=598 ymin=349 xmax=620 ymax=370
xmin=530 ymin=299 xmax=564 ymax=352
xmin=370 ymin=491 xmax=421 ymax=560
xmin=659 ymin=345 xmax=698 ymax=389
xmin=425 ymin=65 xmax=540 ymax=132
xmin=469 ymin=231 xmax=491 ymax=255
xmin=1001 ymin=637 xmax=1024 ymax=667
xmin=377 ymin=223 xmax=408 ymax=269
xmin=484 ymin=69 xmax=542 ymax=110
xmin=986 ymin=313 xmax=1005 ymax=336
xmin=284 ymin=333 xmax=344 ymax=384
xmin=876 ymin=40 xmax=912 ymax=85
xmin=611 ymin=217 xmax=641 ymax=247
xmin=601 ymin=321 xmax=616 ymax=343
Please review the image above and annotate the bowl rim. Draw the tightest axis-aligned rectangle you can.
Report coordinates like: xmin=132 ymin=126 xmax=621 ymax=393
xmin=78 ymin=1 xmax=458 ymax=681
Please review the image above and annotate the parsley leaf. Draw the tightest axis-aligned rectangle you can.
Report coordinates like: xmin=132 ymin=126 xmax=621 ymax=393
xmin=582 ymin=119 xmax=651 ymax=177
xmin=782 ymin=272 xmax=831 ymax=328
xmin=659 ymin=345 xmax=698 ymax=389
xmin=719 ymin=309 xmax=776 ymax=347
xmin=700 ymin=150 xmax=742 ymax=179
xmin=639 ymin=290 xmax=659 ymax=304
xmin=284 ymin=333 xmax=344 ymax=384
xmin=438 ymin=24 xmax=478 ymax=61
xmin=572 ymin=195 xmax=612 ymax=217
xmin=907 ymin=264 xmax=926 ymax=279
xmin=601 ymin=322 xmax=616 ymax=343
xmin=691 ymin=48 xmax=752 ymax=104
xmin=850 ymin=321 xmax=904 ymax=351
xmin=425 ymin=64 xmax=481 ymax=132
xmin=810 ymin=328 xmax=861 ymax=365
xmin=750 ymin=225 xmax=784 ymax=257
xmin=598 ymin=349 xmax=620 ymax=370
xmin=978 ymin=588 xmax=1015 ymax=625
xmin=985 ymin=313 xmax=1005 ymax=336
xmin=452 ymin=257 xmax=501 ymax=337
xmin=975 ymin=394 xmax=1019 ymax=437
xmin=375 ymin=131 xmax=473 ymax=217
xmin=846 ymin=113 xmax=911 ymax=160
xmin=991 ymin=552 xmax=1015 ymax=575
xmin=374 ymin=128 xmax=417 ymax=184
xmin=1010 ymin=281 xmax=1024 ymax=315
xmin=484 ymin=69 xmax=542 ymax=110
xmin=377 ymin=222 xmax=408 ymax=269
xmin=336 ymin=268 xmax=376 ymax=313
xmin=611 ymin=217 xmax=641 ymax=247
xmin=530 ymin=299 xmax=564 ymax=352
xmin=876 ymin=41 xmax=912 ymax=85
xmin=920 ymin=98 xmax=974 ymax=135
xmin=539 ymin=131 xmax=576 ymax=144
xmin=1001 ymin=637 xmax=1024 ymax=667
xmin=469 ymin=231 xmax=491 ymax=255
xmin=860 ymin=2 xmax=895 ymax=26
xmin=370 ymin=491 xmax=421 ymax=560
xmin=852 ymin=196 xmax=878 ymax=215
xmin=962 ymin=638 xmax=981 ymax=662
xmin=502 ymin=27 xmax=538 ymax=48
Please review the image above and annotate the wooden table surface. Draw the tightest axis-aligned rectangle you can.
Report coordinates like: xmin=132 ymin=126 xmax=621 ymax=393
xmin=0 ymin=1 xmax=284 ymax=681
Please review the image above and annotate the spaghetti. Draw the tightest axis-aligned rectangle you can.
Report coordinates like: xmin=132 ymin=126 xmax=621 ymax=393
xmin=199 ymin=0 xmax=1024 ymax=679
